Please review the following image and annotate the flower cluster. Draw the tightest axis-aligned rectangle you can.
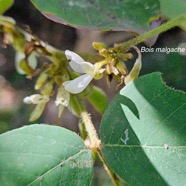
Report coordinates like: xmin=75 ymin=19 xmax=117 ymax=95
xmin=22 ymin=50 xmax=104 ymax=121
xmin=3 ymin=16 xmax=142 ymax=122
xmin=21 ymin=47 xmax=141 ymax=121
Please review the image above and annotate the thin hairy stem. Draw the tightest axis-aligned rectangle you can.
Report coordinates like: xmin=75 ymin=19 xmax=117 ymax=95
xmin=81 ymin=111 xmax=101 ymax=149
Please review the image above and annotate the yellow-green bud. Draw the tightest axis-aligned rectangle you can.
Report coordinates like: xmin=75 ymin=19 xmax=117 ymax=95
xmin=40 ymin=81 xmax=53 ymax=96
xmin=19 ymin=59 xmax=34 ymax=75
xmin=35 ymin=72 xmax=48 ymax=90
xmin=92 ymin=42 xmax=106 ymax=51
xmin=99 ymin=48 xmax=108 ymax=58
xmin=29 ymin=102 xmax=46 ymax=122
xmin=94 ymin=72 xmax=103 ymax=80
xmin=13 ymin=33 xmax=26 ymax=52
xmin=116 ymin=61 xmax=128 ymax=75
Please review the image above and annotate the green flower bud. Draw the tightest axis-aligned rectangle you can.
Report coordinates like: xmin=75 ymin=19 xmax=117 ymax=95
xmin=92 ymin=42 xmax=106 ymax=51
xmin=35 ymin=73 xmax=48 ymax=90
xmin=29 ymin=102 xmax=46 ymax=122
xmin=116 ymin=61 xmax=128 ymax=75
xmin=99 ymin=48 xmax=108 ymax=58
xmin=19 ymin=59 xmax=34 ymax=75
xmin=40 ymin=81 xmax=53 ymax=96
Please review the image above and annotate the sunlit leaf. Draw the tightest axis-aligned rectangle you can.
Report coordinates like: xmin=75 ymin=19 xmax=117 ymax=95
xmin=100 ymin=72 xmax=186 ymax=185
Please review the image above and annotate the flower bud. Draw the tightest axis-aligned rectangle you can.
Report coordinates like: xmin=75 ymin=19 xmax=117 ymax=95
xmin=29 ymin=102 xmax=46 ymax=122
xmin=55 ymin=87 xmax=70 ymax=118
xmin=99 ymin=48 xmax=108 ymax=58
xmin=23 ymin=94 xmax=49 ymax=104
xmin=35 ymin=73 xmax=48 ymax=90
xmin=92 ymin=42 xmax=106 ymax=51
xmin=116 ymin=61 xmax=127 ymax=75
xmin=40 ymin=81 xmax=53 ymax=96
xmin=19 ymin=59 xmax=34 ymax=75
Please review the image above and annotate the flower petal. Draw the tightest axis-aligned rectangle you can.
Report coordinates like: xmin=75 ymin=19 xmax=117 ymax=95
xmin=70 ymin=61 xmax=94 ymax=74
xmin=15 ymin=51 xmax=37 ymax=74
xmin=23 ymin=94 xmax=49 ymax=104
xmin=57 ymin=104 xmax=65 ymax=118
xmin=29 ymin=102 xmax=46 ymax=122
xmin=28 ymin=51 xmax=38 ymax=69
xmin=63 ymin=74 xmax=93 ymax=94
xmin=15 ymin=52 xmax=25 ymax=74
xmin=65 ymin=50 xmax=84 ymax=63
xmin=125 ymin=47 xmax=142 ymax=84
xmin=55 ymin=87 xmax=70 ymax=107
xmin=65 ymin=50 xmax=94 ymax=74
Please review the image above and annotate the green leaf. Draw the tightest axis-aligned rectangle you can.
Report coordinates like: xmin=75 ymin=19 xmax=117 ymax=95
xmin=100 ymin=72 xmax=186 ymax=185
xmin=159 ymin=0 xmax=186 ymax=29
xmin=86 ymin=86 xmax=108 ymax=114
xmin=0 ymin=124 xmax=93 ymax=186
xmin=0 ymin=0 xmax=14 ymax=15
xmin=30 ymin=0 xmax=160 ymax=34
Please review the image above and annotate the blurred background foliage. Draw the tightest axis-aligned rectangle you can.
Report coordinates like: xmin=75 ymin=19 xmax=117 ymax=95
xmin=0 ymin=0 xmax=185 ymax=185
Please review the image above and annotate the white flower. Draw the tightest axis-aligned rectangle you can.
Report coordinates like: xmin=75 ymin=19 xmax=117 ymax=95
xmin=23 ymin=94 xmax=49 ymax=104
xmin=55 ymin=87 xmax=70 ymax=107
xmin=55 ymin=87 xmax=70 ymax=117
xmin=63 ymin=50 xmax=95 ymax=94
xmin=15 ymin=51 xmax=37 ymax=74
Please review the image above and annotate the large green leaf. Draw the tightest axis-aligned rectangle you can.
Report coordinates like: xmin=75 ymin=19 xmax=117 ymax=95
xmin=100 ymin=72 xmax=186 ymax=185
xmin=30 ymin=0 xmax=160 ymax=34
xmin=0 ymin=124 xmax=93 ymax=186
xmin=160 ymin=0 xmax=186 ymax=19
xmin=159 ymin=0 xmax=186 ymax=29
xmin=0 ymin=0 xmax=14 ymax=15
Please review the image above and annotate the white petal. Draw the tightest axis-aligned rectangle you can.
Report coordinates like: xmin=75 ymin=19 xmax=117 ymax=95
xmin=15 ymin=52 xmax=25 ymax=74
xmin=65 ymin=50 xmax=84 ymax=63
xmin=28 ymin=51 xmax=38 ymax=69
xmin=23 ymin=96 xmax=33 ymax=104
xmin=15 ymin=51 xmax=37 ymax=75
xmin=65 ymin=50 xmax=94 ymax=74
xmin=23 ymin=94 xmax=49 ymax=104
xmin=55 ymin=87 xmax=70 ymax=107
xmin=63 ymin=74 xmax=93 ymax=94
xmin=69 ymin=61 xmax=94 ymax=74
xmin=69 ymin=61 xmax=85 ymax=73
